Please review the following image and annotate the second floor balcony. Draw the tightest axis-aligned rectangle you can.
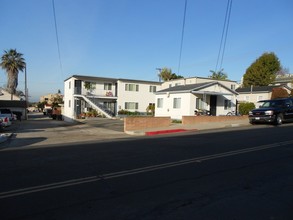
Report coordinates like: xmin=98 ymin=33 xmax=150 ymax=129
xmin=74 ymin=87 xmax=117 ymax=99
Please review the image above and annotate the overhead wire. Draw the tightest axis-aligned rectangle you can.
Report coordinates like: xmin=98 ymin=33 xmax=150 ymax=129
xmin=215 ymin=0 xmax=233 ymax=72
xmin=52 ymin=0 xmax=63 ymax=76
xmin=177 ymin=0 xmax=188 ymax=75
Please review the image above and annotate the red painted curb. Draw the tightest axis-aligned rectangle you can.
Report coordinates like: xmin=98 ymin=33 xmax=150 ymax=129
xmin=145 ymin=129 xmax=188 ymax=136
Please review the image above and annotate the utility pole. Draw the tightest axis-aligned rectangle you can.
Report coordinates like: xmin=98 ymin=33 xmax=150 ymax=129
xmin=156 ymin=68 xmax=162 ymax=82
xmin=25 ymin=65 xmax=28 ymax=120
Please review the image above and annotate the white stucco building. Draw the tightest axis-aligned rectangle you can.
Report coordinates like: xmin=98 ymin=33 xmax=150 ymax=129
xmin=63 ymin=75 xmax=162 ymax=122
xmin=155 ymin=77 xmax=239 ymax=119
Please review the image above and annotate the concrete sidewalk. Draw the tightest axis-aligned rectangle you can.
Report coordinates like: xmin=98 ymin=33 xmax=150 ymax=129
xmin=0 ymin=114 xmax=251 ymax=148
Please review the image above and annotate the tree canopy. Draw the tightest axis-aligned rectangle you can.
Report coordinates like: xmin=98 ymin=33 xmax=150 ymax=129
xmin=208 ymin=69 xmax=228 ymax=80
xmin=242 ymin=52 xmax=281 ymax=87
xmin=0 ymin=49 xmax=26 ymax=100
xmin=158 ymin=67 xmax=183 ymax=81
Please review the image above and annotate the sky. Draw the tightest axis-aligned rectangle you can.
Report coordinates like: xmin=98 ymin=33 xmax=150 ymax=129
xmin=0 ymin=0 xmax=292 ymax=102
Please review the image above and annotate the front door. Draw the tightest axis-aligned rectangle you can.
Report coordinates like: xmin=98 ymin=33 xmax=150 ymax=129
xmin=210 ymin=95 xmax=217 ymax=116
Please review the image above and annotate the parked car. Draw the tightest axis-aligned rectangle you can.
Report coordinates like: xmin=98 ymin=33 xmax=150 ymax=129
xmin=0 ymin=116 xmax=12 ymax=127
xmin=249 ymin=98 xmax=293 ymax=125
xmin=0 ymin=108 xmax=14 ymax=121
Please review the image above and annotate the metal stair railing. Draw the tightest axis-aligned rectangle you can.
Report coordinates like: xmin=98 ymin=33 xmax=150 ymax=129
xmin=87 ymin=97 xmax=115 ymax=117
xmin=74 ymin=94 xmax=114 ymax=118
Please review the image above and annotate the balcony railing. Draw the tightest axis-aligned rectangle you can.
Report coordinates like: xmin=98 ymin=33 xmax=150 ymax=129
xmin=74 ymin=88 xmax=116 ymax=98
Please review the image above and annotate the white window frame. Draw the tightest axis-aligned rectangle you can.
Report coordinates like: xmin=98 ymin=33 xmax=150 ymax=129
xmin=104 ymin=83 xmax=112 ymax=90
xmin=173 ymin=98 xmax=181 ymax=109
xmin=125 ymin=84 xmax=139 ymax=92
xmin=149 ymin=86 xmax=156 ymax=92
xmin=157 ymin=98 xmax=163 ymax=108
xmin=125 ymin=102 xmax=139 ymax=110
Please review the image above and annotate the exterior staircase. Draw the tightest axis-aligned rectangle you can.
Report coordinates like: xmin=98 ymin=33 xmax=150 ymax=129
xmin=74 ymin=94 xmax=115 ymax=119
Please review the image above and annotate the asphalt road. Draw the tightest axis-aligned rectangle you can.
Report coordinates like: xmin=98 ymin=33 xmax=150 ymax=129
xmin=1 ymin=123 xmax=293 ymax=219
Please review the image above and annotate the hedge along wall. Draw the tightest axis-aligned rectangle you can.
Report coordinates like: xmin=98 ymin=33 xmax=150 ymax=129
xmin=124 ymin=117 xmax=171 ymax=131
xmin=182 ymin=115 xmax=248 ymax=125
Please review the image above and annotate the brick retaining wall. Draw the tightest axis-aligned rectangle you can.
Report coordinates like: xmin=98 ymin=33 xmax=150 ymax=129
xmin=182 ymin=115 xmax=248 ymax=125
xmin=124 ymin=117 xmax=171 ymax=131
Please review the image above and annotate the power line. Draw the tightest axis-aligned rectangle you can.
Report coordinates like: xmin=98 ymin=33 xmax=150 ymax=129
xmin=215 ymin=0 xmax=233 ymax=72
xmin=52 ymin=0 xmax=63 ymax=75
xmin=177 ymin=0 xmax=188 ymax=75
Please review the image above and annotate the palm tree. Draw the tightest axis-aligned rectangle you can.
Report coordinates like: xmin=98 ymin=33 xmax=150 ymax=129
xmin=158 ymin=67 xmax=184 ymax=82
xmin=158 ymin=67 xmax=173 ymax=81
xmin=209 ymin=69 xmax=228 ymax=80
xmin=0 ymin=49 xmax=26 ymax=100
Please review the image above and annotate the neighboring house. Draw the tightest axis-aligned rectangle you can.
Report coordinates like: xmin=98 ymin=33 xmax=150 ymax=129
xmin=40 ymin=93 xmax=63 ymax=104
xmin=236 ymin=85 xmax=292 ymax=108
xmin=63 ymin=75 xmax=162 ymax=122
xmin=0 ymin=88 xmax=21 ymax=100
xmin=0 ymin=100 xmax=27 ymax=120
xmin=272 ymin=74 xmax=293 ymax=88
xmin=155 ymin=81 xmax=239 ymax=119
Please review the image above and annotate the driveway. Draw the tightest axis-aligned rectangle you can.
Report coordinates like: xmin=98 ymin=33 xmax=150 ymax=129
xmin=1 ymin=112 xmax=129 ymax=149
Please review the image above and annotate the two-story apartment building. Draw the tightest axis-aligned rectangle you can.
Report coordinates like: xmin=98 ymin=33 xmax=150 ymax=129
xmin=63 ymin=75 xmax=162 ymax=122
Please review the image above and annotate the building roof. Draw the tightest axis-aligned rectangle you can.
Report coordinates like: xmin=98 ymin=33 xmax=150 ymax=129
xmin=164 ymin=76 xmax=238 ymax=83
xmin=0 ymin=100 xmax=27 ymax=108
xmin=156 ymin=81 xmax=238 ymax=95
xmin=65 ymin=75 xmax=162 ymax=85
xmin=274 ymin=75 xmax=293 ymax=83
xmin=236 ymin=85 xmax=291 ymax=93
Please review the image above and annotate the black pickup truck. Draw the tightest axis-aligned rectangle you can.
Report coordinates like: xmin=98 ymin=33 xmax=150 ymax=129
xmin=249 ymin=98 xmax=293 ymax=125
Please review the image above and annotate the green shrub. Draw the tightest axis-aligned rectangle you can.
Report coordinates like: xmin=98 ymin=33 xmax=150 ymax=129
xmin=118 ymin=109 xmax=141 ymax=116
xmin=239 ymin=102 xmax=255 ymax=115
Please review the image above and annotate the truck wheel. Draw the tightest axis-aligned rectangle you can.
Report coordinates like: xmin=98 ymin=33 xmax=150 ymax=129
xmin=275 ymin=114 xmax=283 ymax=125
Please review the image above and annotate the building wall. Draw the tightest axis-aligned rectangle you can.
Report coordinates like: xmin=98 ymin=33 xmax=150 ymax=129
xmin=237 ymin=92 xmax=271 ymax=108
xmin=155 ymin=93 xmax=194 ymax=119
xmin=116 ymin=80 xmax=161 ymax=113
xmin=0 ymin=89 xmax=21 ymax=100
xmin=63 ymin=77 xmax=76 ymax=122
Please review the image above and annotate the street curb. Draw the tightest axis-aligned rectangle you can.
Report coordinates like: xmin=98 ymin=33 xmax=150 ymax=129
xmin=125 ymin=128 xmax=198 ymax=136
xmin=145 ymin=129 xmax=189 ymax=136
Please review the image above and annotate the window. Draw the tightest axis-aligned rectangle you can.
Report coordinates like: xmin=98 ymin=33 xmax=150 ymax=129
xmin=149 ymin=86 xmax=156 ymax=92
xmin=125 ymin=84 xmax=139 ymax=91
xmin=104 ymin=83 xmax=112 ymax=90
xmin=257 ymin=96 xmax=263 ymax=101
xmin=69 ymin=81 xmax=71 ymax=89
xmin=157 ymin=98 xmax=163 ymax=108
xmin=224 ymin=100 xmax=231 ymax=110
xmin=196 ymin=98 xmax=203 ymax=109
xmin=125 ymin=102 xmax=138 ymax=110
xmin=231 ymin=84 xmax=235 ymax=90
xmin=173 ymin=98 xmax=181 ymax=109
xmin=68 ymin=100 xmax=71 ymax=108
